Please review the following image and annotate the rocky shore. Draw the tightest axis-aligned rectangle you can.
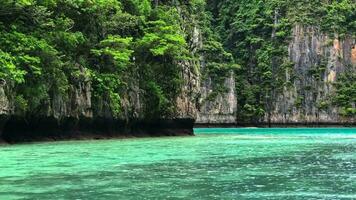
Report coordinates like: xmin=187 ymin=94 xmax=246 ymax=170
xmin=0 ymin=116 xmax=194 ymax=144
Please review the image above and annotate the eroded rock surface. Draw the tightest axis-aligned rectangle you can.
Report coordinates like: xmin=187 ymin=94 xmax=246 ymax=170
xmin=267 ymin=25 xmax=355 ymax=124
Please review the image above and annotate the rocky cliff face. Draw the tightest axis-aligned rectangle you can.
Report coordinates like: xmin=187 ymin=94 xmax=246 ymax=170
xmin=194 ymin=24 xmax=355 ymax=125
xmin=0 ymin=72 xmax=93 ymax=120
xmin=0 ymin=84 xmax=9 ymax=115
xmin=266 ymin=25 xmax=355 ymax=124
xmin=0 ymin=74 xmax=195 ymax=142
xmin=175 ymin=19 xmax=201 ymax=119
xmin=0 ymin=83 xmax=9 ymax=137
xmin=197 ymin=71 xmax=237 ymax=124
xmin=52 ymin=79 xmax=93 ymax=119
xmin=189 ymin=21 xmax=237 ymax=124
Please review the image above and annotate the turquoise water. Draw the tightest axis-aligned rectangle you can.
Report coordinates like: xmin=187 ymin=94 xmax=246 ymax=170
xmin=0 ymin=128 xmax=355 ymax=199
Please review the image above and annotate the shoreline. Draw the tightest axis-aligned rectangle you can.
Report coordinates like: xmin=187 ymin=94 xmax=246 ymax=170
xmin=195 ymin=122 xmax=356 ymax=128
xmin=1 ymin=116 xmax=355 ymax=144
xmin=0 ymin=116 xmax=195 ymax=144
xmin=0 ymin=134 xmax=195 ymax=145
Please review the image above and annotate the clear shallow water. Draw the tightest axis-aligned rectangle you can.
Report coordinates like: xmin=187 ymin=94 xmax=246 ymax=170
xmin=0 ymin=128 xmax=355 ymax=200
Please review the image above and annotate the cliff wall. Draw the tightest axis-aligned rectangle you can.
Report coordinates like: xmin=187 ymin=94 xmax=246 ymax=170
xmin=267 ymin=25 xmax=355 ymax=124
xmin=195 ymin=24 xmax=355 ymax=126
xmin=197 ymin=71 xmax=237 ymax=124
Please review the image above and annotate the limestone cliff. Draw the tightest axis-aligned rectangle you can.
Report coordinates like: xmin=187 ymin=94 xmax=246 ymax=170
xmin=194 ymin=24 xmax=355 ymax=125
xmin=197 ymin=71 xmax=237 ymax=124
xmin=266 ymin=25 xmax=355 ymax=124
xmin=0 ymin=83 xmax=9 ymax=115
xmin=0 ymin=82 xmax=9 ymax=137
xmin=188 ymin=16 xmax=238 ymax=124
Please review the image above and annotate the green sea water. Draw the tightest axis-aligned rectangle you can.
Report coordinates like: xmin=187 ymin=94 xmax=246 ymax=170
xmin=0 ymin=128 xmax=355 ymax=199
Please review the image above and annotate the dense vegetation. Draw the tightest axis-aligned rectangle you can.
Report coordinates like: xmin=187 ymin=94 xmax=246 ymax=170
xmin=0 ymin=0 xmax=203 ymax=119
xmin=0 ymin=0 xmax=355 ymax=121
